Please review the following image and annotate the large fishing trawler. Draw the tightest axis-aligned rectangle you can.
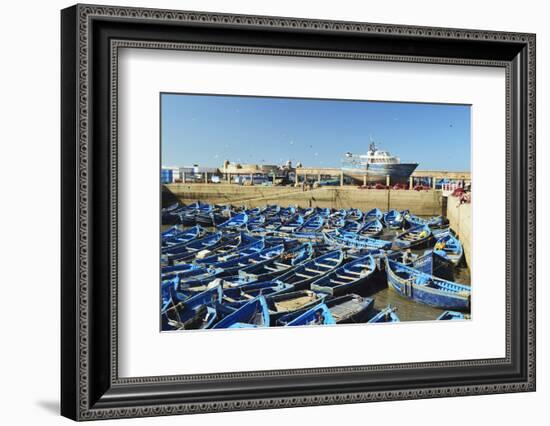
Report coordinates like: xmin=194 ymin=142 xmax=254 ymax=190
xmin=342 ymin=141 xmax=418 ymax=184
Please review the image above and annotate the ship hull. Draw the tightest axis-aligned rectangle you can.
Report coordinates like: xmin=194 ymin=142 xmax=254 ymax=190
xmin=343 ymin=163 xmax=418 ymax=184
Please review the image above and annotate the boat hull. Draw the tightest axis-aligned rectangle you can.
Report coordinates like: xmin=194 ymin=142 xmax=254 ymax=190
xmin=343 ymin=163 xmax=418 ymax=184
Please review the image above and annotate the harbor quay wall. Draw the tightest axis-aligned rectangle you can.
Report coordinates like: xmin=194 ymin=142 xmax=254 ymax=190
xmin=445 ymin=195 xmax=472 ymax=267
xmin=165 ymin=184 xmax=444 ymax=216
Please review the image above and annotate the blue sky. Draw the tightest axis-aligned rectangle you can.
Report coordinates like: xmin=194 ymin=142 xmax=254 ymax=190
xmin=161 ymin=93 xmax=471 ymax=171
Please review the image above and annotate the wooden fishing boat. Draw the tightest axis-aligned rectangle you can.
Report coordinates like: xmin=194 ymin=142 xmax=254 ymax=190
xmin=223 ymin=280 xmax=293 ymax=302
xmin=411 ymin=250 xmax=455 ymax=281
xmin=431 ymin=226 xmax=451 ymax=239
xmin=385 ymin=258 xmax=471 ymax=310
xmin=394 ymin=224 xmax=432 ymax=249
xmin=277 ymin=214 xmax=304 ymax=233
xmin=383 ymin=209 xmax=404 ymax=229
xmin=215 ymin=244 xmax=285 ymax=276
xmin=195 ymin=239 xmax=265 ymax=266
xmin=244 ymin=207 xmax=262 ymax=216
xmin=166 ymin=233 xmax=258 ymax=265
xmin=405 ymin=212 xmax=449 ymax=229
xmin=161 ymin=223 xmax=187 ymax=239
xmin=246 ymin=214 xmax=266 ymax=231
xmin=216 ymin=212 xmax=248 ymax=230
xmin=367 ymin=305 xmax=400 ymax=323
xmin=161 ymin=204 xmax=187 ymax=225
xmin=358 ymin=219 xmax=384 ymax=237
xmin=285 ymin=303 xmax=335 ymax=326
xmin=279 ymin=205 xmax=297 ymax=219
xmin=437 ymin=311 xmax=470 ymax=320
xmin=167 ymin=264 xmax=224 ymax=283
xmin=162 ymin=225 xmax=204 ymax=247
xmin=165 ymin=281 xmax=223 ymax=307
xmin=425 ymin=215 xmax=448 ymax=229
xmin=310 ymin=254 xmax=377 ymax=296
xmin=338 ymin=220 xmax=362 ymax=233
xmin=276 ymin=250 xmax=345 ymax=290
xmin=238 ymin=243 xmax=314 ymax=282
xmin=277 ymin=294 xmax=374 ymax=325
xmin=365 ymin=207 xmax=383 ymax=222
xmin=162 ymin=232 xmax=223 ymax=264
xmin=262 ymin=204 xmax=281 ymax=217
xmin=177 ymin=201 xmax=213 ymax=226
xmin=161 ymin=262 xmax=201 ymax=279
xmin=433 ymin=232 xmax=464 ymax=266
xmin=296 ymin=214 xmax=324 ymax=233
xmin=212 ymin=296 xmax=270 ymax=329
xmin=161 ymin=285 xmax=222 ymax=331
xmin=265 ymin=290 xmax=329 ymax=322
xmin=324 ymin=230 xmax=393 ymax=250
xmin=314 ymin=207 xmax=331 ymax=218
xmin=346 ymin=208 xmax=363 ymax=221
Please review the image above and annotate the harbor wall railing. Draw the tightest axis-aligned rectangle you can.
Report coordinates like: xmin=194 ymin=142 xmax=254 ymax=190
xmin=445 ymin=195 xmax=472 ymax=267
xmin=165 ymin=183 xmax=444 ymax=216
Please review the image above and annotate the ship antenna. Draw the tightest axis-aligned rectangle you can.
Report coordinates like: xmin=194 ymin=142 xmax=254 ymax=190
xmin=369 ymin=135 xmax=376 ymax=153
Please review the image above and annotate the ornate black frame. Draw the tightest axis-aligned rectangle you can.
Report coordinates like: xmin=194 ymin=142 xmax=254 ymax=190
xmin=61 ymin=4 xmax=536 ymax=421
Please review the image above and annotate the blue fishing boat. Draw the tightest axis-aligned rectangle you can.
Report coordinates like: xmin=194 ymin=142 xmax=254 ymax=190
xmin=162 ymin=225 xmax=204 ymax=247
xmin=238 ymin=243 xmax=314 ymax=282
xmin=394 ymin=224 xmax=432 ymax=249
xmin=277 ymin=214 xmax=304 ymax=233
xmin=195 ymin=239 xmax=265 ymax=266
xmin=167 ymin=264 xmax=224 ymax=282
xmin=265 ymin=290 xmax=329 ymax=322
xmin=161 ymin=262 xmax=201 ymax=278
xmin=165 ymin=281 xmax=223 ymax=307
xmin=162 ymin=231 xmax=222 ymax=255
xmin=244 ymin=206 xmax=262 ymax=216
xmin=311 ymin=254 xmax=377 ymax=296
xmin=223 ymin=280 xmax=293 ymax=301
xmin=358 ymin=219 xmax=384 ymax=237
xmin=246 ymin=214 xmax=266 ymax=231
xmin=277 ymin=294 xmax=374 ymax=325
xmin=285 ymin=304 xmax=335 ymax=326
xmin=162 ymin=232 xmax=223 ymax=264
xmin=365 ymin=208 xmax=383 ymax=222
xmin=385 ymin=259 xmax=471 ymax=310
xmin=215 ymin=244 xmax=285 ymax=276
xmin=367 ymin=305 xmax=400 ymax=323
xmin=276 ymin=250 xmax=344 ymax=290
xmin=212 ymin=296 xmax=270 ymax=329
xmin=296 ymin=214 xmax=324 ymax=233
xmin=431 ymin=226 xmax=451 ymax=239
xmin=162 ymin=204 xmax=187 ymax=225
xmin=338 ymin=220 xmax=362 ymax=233
xmin=262 ymin=204 xmax=281 ymax=217
xmin=433 ymin=232 xmax=464 ymax=266
xmin=324 ymin=230 xmax=392 ymax=250
xmin=161 ymin=285 xmax=222 ymax=331
xmin=411 ymin=250 xmax=455 ymax=281
xmin=404 ymin=212 xmax=447 ymax=228
xmin=383 ymin=209 xmax=404 ymax=229
xmin=280 ymin=205 xmax=297 ymax=219
xmin=216 ymin=212 xmax=249 ymax=230
xmin=170 ymin=233 xmax=259 ymax=264
xmin=437 ymin=311 xmax=469 ymax=320
xmin=177 ymin=201 xmax=213 ymax=226
xmin=346 ymin=208 xmax=363 ymax=221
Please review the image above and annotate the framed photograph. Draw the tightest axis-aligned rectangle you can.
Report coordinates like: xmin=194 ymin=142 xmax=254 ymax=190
xmin=61 ymin=4 xmax=536 ymax=420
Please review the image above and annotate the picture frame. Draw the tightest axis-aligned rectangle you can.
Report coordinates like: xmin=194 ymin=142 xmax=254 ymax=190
xmin=61 ymin=3 xmax=536 ymax=420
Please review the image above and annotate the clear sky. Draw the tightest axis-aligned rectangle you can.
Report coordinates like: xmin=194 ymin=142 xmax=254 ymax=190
xmin=161 ymin=93 xmax=471 ymax=171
